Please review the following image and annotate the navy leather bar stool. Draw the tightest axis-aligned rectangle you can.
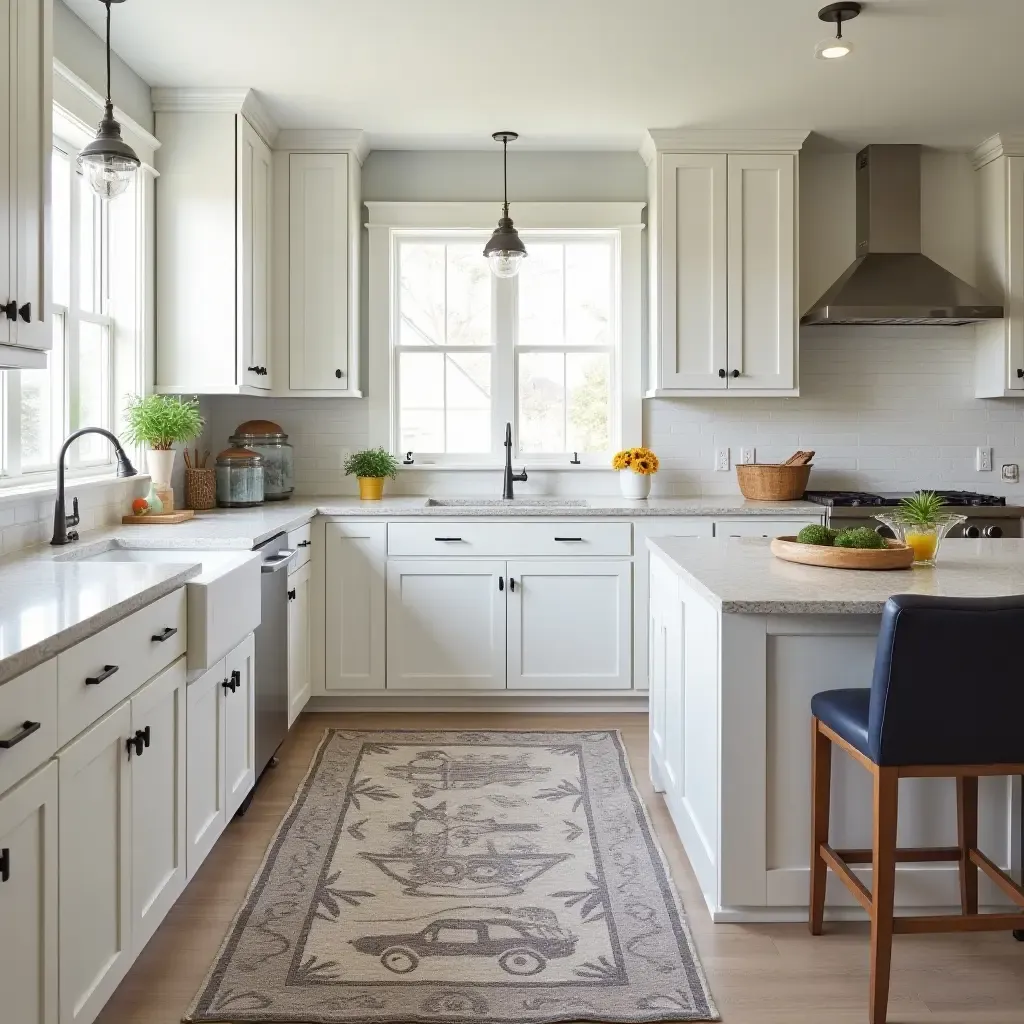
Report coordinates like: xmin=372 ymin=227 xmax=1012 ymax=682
xmin=808 ymin=594 xmax=1024 ymax=1024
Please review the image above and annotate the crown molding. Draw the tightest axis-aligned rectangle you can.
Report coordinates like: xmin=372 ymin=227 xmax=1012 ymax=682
xmin=274 ymin=128 xmax=369 ymax=163
xmin=640 ymin=128 xmax=811 ymax=165
xmin=970 ymin=132 xmax=1024 ymax=170
xmin=151 ymin=87 xmax=278 ymax=146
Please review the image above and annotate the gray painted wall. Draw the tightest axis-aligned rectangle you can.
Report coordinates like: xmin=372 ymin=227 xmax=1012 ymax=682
xmin=54 ymin=0 xmax=154 ymax=133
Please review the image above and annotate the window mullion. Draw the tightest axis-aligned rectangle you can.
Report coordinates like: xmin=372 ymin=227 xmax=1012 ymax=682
xmin=495 ymin=275 xmax=515 ymax=455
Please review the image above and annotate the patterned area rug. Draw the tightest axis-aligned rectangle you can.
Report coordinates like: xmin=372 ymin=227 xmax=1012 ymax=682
xmin=186 ymin=730 xmax=719 ymax=1023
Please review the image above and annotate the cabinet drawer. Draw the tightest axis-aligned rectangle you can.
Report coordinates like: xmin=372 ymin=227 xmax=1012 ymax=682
xmin=0 ymin=660 xmax=57 ymax=797
xmin=387 ymin=522 xmax=632 ymax=558
xmin=57 ymin=589 xmax=187 ymax=746
xmin=288 ymin=522 xmax=312 ymax=572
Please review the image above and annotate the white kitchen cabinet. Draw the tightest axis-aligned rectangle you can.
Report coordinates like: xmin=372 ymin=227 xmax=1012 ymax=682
xmin=288 ymin=152 xmax=361 ymax=393
xmin=0 ymin=760 xmax=58 ymax=1024
xmin=644 ymin=131 xmax=806 ymax=396
xmin=973 ymin=139 xmax=1024 ymax=396
xmin=287 ymin=559 xmax=311 ymax=725
xmin=324 ymin=522 xmax=386 ymax=691
xmin=129 ymin=660 xmax=186 ymax=954
xmin=0 ymin=0 xmax=51 ymax=368
xmin=713 ymin=517 xmax=819 ymax=539
xmin=58 ymin=702 xmax=132 ymax=1024
xmin=223 ymin=633 xmax=255 ymax=818
xmin=506 ymin=560 xmax=631 ymax=690
xmin=386 ymin=559 xmax=507 ymax=690
xmin=153 ymin=89 xmax=274 ymax=394
xmin=185 ymin=662 xmax=226 ymax=878
xmin=648 ymin=556 xmax=681 ymax=797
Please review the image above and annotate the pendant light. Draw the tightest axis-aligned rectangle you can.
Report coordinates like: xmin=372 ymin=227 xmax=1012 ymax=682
xmin=815 ymin=1 xmax=861 ymax=60
xmin=483 ymin=131 xmax=527 ymax=279
xmin=78 ymin=0 xmax=141 ymax=199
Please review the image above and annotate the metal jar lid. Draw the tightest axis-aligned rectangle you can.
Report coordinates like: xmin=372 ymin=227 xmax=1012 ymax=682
xmin=215 ymin=446 xmax=264 ymax=467
xmin=231 ymin=419 xmax=288 ymax=443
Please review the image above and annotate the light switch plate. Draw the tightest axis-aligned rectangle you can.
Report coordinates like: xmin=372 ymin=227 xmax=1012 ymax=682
xmin=976 ymin=446 xmax=993 ymax=472
xmin=715 ymin=448 xmax=731 ymax=472
xmin=739 ymin=447 xmax=756 ymax=465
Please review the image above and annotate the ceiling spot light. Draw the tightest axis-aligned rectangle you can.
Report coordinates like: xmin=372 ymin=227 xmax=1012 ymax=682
xmin=815 ymin=1 xmax=861 ymax=60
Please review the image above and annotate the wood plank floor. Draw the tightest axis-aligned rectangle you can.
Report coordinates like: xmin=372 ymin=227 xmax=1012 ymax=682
xmin=95 ymin=712 xmax=1024 ymax=1024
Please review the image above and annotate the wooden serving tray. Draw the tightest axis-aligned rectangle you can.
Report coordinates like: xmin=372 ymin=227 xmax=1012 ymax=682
xmin=771 ymin=536 xmax=914 ymax=571
xmin=121 ymin=510 xmax=196 ymax=525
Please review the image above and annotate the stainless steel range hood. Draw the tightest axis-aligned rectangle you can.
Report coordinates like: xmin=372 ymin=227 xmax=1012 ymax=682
xmin=801 ymin=145 xmax=1003 ymax=326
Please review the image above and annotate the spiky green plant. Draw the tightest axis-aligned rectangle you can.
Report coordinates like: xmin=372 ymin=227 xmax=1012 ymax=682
xmin=122 ymin=394 xmax=204 ymax=450
xmin=895 ymin=490 xmax=947 ymax=527
xmin=343 ymin=448 xmax=400 ymax=479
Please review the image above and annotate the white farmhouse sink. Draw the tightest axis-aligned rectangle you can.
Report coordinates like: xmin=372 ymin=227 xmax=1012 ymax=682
xmin=423 ymin=497 xmax=590 ymax=508
xmin=71 ymin=546 xmax=261 ymax=672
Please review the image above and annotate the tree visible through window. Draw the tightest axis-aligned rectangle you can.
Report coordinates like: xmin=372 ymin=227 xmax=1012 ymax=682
xmin=393 ymin=232 xmax=618 ymax=464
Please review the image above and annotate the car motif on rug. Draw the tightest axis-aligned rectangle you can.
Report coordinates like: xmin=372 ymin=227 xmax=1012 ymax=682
xmin=351 ymin=914 xmax=578 ymax=976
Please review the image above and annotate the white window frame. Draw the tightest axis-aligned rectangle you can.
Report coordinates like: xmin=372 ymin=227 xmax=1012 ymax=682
xmin=368 ymin=201 xmax=644 ymax=470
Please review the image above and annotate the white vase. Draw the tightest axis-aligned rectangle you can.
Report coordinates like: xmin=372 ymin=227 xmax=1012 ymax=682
xmin=146 ymin=448 xmax=176 ymax=490
xmin=619 ymin=470 xmax=651 ymax=500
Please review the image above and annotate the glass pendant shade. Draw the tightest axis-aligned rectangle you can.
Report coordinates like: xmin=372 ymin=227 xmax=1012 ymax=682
xmin=485 ymin=131 xmax=527 ymax=278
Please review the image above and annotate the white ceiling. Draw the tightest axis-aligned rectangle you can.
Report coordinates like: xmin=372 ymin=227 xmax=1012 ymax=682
xmin=63 ymin=0 xmax=1024 ymax=151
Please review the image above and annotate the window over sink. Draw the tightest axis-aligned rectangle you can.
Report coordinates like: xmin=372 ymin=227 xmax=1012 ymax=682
xmin=368 ymin=202 xmax=644 ymax=469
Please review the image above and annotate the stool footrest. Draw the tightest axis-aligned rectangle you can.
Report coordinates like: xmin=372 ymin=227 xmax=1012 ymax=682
xmin=893 ymin=913 xmax=1024 ymax=935
xmin=969 ymin=848 xmax=1024 ymax=908
xmin=820 ymin=844 xmax=872 ymax=912
xmin=834 ymin=846 xmax=961 ymax=864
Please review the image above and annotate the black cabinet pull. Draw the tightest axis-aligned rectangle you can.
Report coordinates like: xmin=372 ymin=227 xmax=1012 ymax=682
xmin=86 ymin=665 xmax=118 ymax=685
xmin=1017 ymin=368 xmax=1023 ymax=379
xmin=126 ymin=728 xmax=149 ymax=758
xmin=335 ymin=368 xmax=345 ymax=378
xmin=570 ymin=452 xmax=581 ymax=465
xmin=509 ymin=577 xmax=516 ymax=592
xmin=0 ymin=847 xmax=9 ymax=882
xmin=18 ymin=302 xmax=31 ymax=323
xmin=288 ymin=588 xmax=296 ymax=600
xmin=403 ymin=451 xmax=415 ymax=465
xmin=730 ymin=369 xmax=740 ymax=378
xmin=220 ymin=669 xmax=242 ymax=695
xmin=1 ymin=300 xmax=15 ymax=321
xmin=297 ymin=539 xmax=311 ymax=548
xmin=247 ymin=365 xmax=268 ymax=376
xmin=151 ymin=626 xmax=177 ymax=643
xmin=0 ymin=720 xmax=41 ymax=749
xmin=718 ymin=368 xmax=726 ymax=378
xmin=554 ymin=537 xmax=584 ymax=542
xmin=141 ymin=725 xmax=151 ymax=748
xmin=434 ymin=537 xmax=463 ymax=542
xmin=498 ymin=576 xmax=504 ymax=591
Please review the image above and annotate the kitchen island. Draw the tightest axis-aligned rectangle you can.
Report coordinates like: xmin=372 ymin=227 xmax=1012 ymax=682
xmin=647 ymin=536 xmax=1023 ymax=922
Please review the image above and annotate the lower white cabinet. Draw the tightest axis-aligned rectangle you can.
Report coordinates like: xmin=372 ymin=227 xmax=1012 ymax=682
xmin=386 ymin=560 xmax=506 ymax=690
xmin=0 ymin=761 xmax=58 ymax=1024
xmin=287 ymin=560 xmax=311 ymax=725
xmin=713 ymin=518 xmax=819 ymax=538
xmin=324 ymin=522 xmax=386 ymax=691
xmin=506 ymin=560 xmax=631 ymax=690
xmin=185 ymin=633 xmax=255 ymax=879
xmin=57 ymin=658 xmax=186 ymax=1024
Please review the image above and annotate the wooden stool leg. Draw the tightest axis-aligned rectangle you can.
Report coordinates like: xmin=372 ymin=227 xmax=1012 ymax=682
xmin=956 ymin=775 xmax=979 ymax=915
xmin=869 ymin=767 xmax=899 ymax=1024
xmin=809 ymin=716 xmax=832 ymax=935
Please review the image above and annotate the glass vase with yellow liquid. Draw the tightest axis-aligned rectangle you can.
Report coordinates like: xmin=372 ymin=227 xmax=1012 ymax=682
xmin=874 ymin=513 xmax=967 ymax=567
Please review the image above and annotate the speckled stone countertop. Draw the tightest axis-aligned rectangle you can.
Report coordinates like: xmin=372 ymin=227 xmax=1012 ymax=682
xmin=648 ymin=536 xmax=1024 ymax=614
xmin=0 ymin=561 xmax=200 ymax=685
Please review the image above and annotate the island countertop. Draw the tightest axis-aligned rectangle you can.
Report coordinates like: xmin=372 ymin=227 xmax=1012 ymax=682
xmin=647 ymin=536 xmax=1024 ymax=614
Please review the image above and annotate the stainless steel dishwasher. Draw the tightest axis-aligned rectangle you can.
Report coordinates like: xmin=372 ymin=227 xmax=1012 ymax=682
xmin=254 ymin=532 xmax=294 ymax=781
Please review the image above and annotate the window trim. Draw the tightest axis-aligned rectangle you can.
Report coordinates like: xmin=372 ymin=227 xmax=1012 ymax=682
xmin=367 ymin=201 xmax=645 ymax=470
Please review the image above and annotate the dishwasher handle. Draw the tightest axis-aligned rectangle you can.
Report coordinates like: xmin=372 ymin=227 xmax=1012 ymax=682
xmin=261 ymin=549 xmax=296 ymax=573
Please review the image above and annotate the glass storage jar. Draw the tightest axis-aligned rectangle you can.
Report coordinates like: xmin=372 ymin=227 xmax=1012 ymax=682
xmin=228 ymin=419 xmax=294 ymax=501
xmin=215 ymin=447 xmax=265 ymax=507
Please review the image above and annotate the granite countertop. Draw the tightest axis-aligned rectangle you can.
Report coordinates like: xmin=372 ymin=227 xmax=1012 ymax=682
xmin=0 ymin=561 xmax=201 ymax=685
xmin=648 ymin=536 xmax=1024 ymax=614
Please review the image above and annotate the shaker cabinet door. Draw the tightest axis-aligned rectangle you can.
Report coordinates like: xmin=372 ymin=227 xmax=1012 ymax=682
xmin=185 ymin=660 xmax=227 ymax=879
xmin=287 ymin=560 xmax=312 ymax=725
xmin=223 ymin=633 xmax=256 ymax=818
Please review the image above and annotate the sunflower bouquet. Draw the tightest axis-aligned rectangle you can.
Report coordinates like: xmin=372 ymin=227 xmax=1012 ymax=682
xmin=612 ymin=446 xmax=660 ymax=475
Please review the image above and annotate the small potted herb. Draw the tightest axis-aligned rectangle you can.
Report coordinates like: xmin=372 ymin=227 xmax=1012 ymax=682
xmin=874 ymin=491 xmax=967 ymax=566
xmin=123 ymin=394 xmax=204 ymax=493
xmin=344 ymin=447 xmax=400 ymax=500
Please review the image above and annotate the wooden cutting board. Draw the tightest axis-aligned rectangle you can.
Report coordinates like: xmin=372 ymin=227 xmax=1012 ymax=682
xmin=121 ymin=510 xmax=196 ymax=525
xmin=771 ymin=536 xmax=914 ymax=570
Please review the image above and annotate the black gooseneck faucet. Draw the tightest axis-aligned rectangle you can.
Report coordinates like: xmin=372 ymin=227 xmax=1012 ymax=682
xmin=51 ymin=428 xmax=138 ymax=545
xmin=502 ymin=422 xmax=527 ymax=500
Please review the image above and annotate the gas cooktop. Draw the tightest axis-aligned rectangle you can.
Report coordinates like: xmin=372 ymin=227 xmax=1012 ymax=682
xmin=804 ymin=490 xmax=1008 ymax=508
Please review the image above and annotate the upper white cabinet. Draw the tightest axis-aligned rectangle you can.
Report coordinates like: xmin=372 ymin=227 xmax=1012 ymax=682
xmin=643 ymin=130 xmax=807 ymax=396
xmin=0 ymin=0 xmax=51 ymax=369
xmin=286 ymin=151 xmax=361 ymax=394
xmin=973 ymin=135 xmax=1024 ymax=396
xmin=153 ymin=89 xmax=274 ymax=394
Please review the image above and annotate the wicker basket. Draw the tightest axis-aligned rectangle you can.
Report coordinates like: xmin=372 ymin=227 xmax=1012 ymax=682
xmin=184 ymin=468 xmax=216 ymax=510
xmin=735 ymin=463 xmax=812 ymax=501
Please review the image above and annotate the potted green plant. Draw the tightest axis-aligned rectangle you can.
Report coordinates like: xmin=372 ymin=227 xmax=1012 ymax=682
xmin=123 ymin=394 xmax=204 ymax=495
xmin=874 ymin=491 xmax=967 ymax=566
xmin=344 ymin=447 xmax=400 ymax=500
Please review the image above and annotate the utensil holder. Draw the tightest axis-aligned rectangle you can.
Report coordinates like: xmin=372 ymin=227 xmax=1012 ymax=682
xmin=185 ymin=468 xmax=216 ymax=510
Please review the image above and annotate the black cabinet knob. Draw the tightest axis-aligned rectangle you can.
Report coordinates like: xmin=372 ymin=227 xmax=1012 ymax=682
xmin=498 ymin=576 xmax=504 ymax=591
xmin=1 ymin=300 xmax=15 ymax=320
xmin=509 ymin=577 xmax=516 ymax=592
xmin=718 ymin=368 xmax=726 ymax=378
xmin=1017 ymin=368 xmax=1023 ymax=379
xmin=335 ymin=368 xmax=345 ymax=378
xmin=0 ymin=847 xmax=9 ymax=882
xmin=287 ymin=588 xmax=296 ymax=600
xmin=730 ymin=369 xmax=740 ymax=378
xmin=18 ymin=302 xmax=31 ymax=323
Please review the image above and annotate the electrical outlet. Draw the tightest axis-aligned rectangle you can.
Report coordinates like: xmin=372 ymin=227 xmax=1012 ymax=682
xmin=1001 ymin=463 xmax=1019 ymax=483
xmin=739 ymin=446 xmax=756 ymax=465
xmin=715 ymin=448 xmax=731 ymax=472
xmin=976 ymin=446 xmax=993 ymax=472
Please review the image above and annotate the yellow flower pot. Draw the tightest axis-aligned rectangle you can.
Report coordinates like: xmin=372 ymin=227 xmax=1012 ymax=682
xmin=358 ymin=476 xmax=385 ymax=500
